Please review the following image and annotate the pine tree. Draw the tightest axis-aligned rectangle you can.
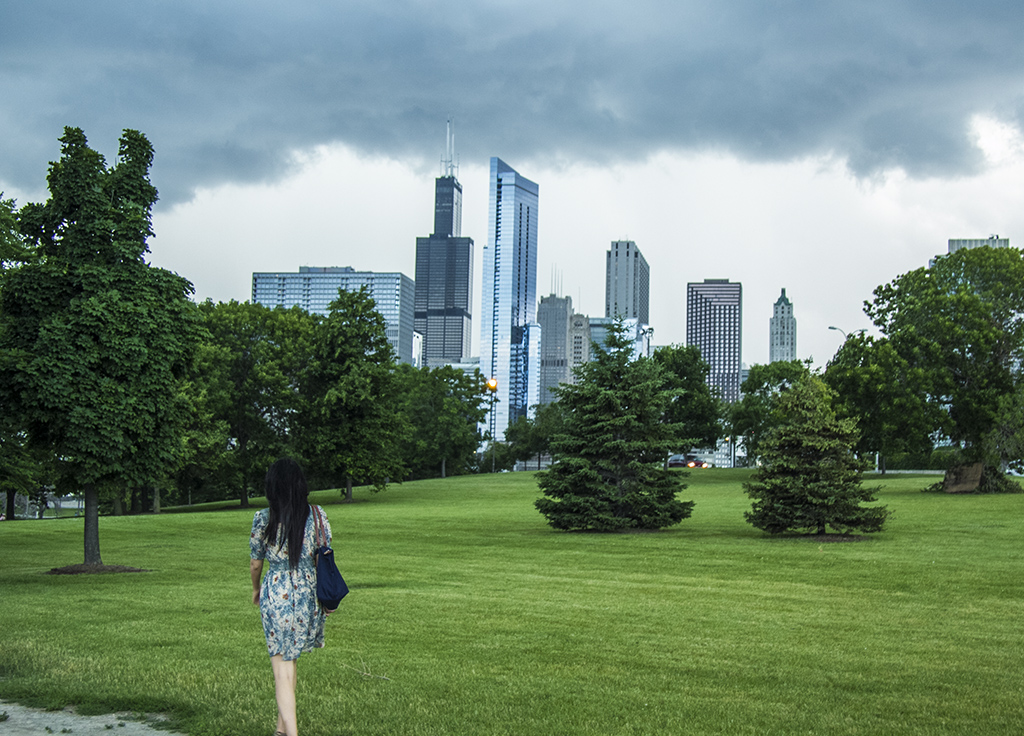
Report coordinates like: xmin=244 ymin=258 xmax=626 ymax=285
xmin=744 ymin=375 xmax=889 ymax=536
xmin=535 ymin=322 xmax=694 ymax=531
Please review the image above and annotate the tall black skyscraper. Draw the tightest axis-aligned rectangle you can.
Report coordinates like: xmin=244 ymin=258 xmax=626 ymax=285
xmin=414 ymin=123 xmax=474 ymax=367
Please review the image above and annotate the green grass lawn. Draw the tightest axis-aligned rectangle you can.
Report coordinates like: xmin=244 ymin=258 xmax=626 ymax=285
xmin=2 ymin=470 xmax=1024 ymax=735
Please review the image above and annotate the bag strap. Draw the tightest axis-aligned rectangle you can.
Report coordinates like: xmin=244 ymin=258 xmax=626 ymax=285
xmin=311 ymin=505 xmax=327 ymax=548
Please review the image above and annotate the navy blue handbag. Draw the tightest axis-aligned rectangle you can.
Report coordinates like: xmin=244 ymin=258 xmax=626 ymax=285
xmin=311 ymin=505 xmax=348 ymax=610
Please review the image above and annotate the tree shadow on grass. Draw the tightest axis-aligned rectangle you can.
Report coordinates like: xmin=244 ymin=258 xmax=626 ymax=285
xmin=45 ymin=564 xmax=151 ymax=574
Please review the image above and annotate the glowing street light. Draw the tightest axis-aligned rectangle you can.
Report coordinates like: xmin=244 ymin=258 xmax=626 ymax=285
xmin=486 ymin=378 xmax=498 ymax=472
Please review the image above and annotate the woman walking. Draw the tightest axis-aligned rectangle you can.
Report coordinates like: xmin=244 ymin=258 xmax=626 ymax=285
xmin=250 ymin=458 xmax=333 ymax=736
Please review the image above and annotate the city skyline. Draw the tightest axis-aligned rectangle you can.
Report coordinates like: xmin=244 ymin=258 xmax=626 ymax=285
xmin=4 ymin=3 xmax=1024 ymax=369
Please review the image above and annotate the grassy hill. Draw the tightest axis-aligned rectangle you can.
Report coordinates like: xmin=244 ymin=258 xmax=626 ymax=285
xmin=2 ymin=470 xmax=1023 ymax=735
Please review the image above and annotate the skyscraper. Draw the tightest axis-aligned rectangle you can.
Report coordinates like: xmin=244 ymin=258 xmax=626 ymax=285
xmin=686 ymin=279 xmax=742 ymax=404
xmin=605 ymin=240 xmax=650 ymax=324
xmin=569 ymin=313 xmax=591 ymax=376
xmin=252 ymin=266 xmax=415 ymax=363
xmin=414 ymin=124 xmax=474 ymax=367
xmin=769 ymin=288 xmax=796 ymax=363
xmin=538 ymin=294 xmax=573 ymax=405
xmin=480 ymin=158 xmax=540 ymax=440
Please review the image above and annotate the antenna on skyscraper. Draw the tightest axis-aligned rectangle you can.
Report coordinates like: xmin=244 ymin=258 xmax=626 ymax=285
xmin=442 ymin=117 xmax=458 ymax=178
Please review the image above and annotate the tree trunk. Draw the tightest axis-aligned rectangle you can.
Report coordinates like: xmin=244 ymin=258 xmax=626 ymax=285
xmin=344 ymin=476 xmax=353 ymax=503
xmin=112 ymin=495 xmax=124 ymax=516
xmin=130 ymin=487 xmax=143 ymax=514
xmin=83 ymin=483 xmax=102 ymax=565
xmin=152 ymin=486 xmax=160 ymax=514
xmin=878 ymin=454 xmax=886 ymax=475
xmin=441 ymin=457 xmax=446 ymax=479
xmin=5 ymin=490 xmax=15 ymax=520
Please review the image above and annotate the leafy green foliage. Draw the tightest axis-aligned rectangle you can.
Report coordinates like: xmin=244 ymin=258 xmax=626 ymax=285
xmin=0 ymin=127 xmax=200 ymax=561
xmin=502 ymin=402 xmax=566 ymax=470
xmin=299 ymin=287 xmax=406 ymax=498
xmin=824 ymin=333 xmax=940 ymax=470
xmin=730 ymin=360 xmax=810 ymax=464
xmin=183 ymin=300 xmax=316 ymax=505
xmin=395 ymin=364 xmax=489 ymax=479
xmin=865 ymin=246 xmax=1024 ymax=465
xmin=651 ymin=343 xmax=724 ymax=452
xmin=0 ymin=195 xmax=35 ymax=271
xmin=536 ymin=322 xmax=694 ymax=531
xmin=744 ymin=376 xmax=888 ymax=535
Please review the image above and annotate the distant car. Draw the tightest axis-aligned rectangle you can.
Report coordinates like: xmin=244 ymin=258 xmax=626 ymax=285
xmin=668 ymin=454 xmax=711 ymax=469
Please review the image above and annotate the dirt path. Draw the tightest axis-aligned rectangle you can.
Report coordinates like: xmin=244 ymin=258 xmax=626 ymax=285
xmin=0 ymin=701 xmax=185 ymax=735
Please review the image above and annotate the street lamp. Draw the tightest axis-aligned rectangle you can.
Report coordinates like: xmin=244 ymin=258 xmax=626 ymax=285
xmin=829 ymin=326 xmax=867 ymax=340
xmin=486 ymin=378 xmax=498 ymax=472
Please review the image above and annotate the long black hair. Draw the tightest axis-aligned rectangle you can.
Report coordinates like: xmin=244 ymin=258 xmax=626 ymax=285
xmin=263 ymin=458 xmax=310 ymax=570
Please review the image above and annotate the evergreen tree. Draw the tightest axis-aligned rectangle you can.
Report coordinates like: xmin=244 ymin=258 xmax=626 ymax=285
xmin=535 ymin=321 xmax=694 ymax=531
xmin=744 ymin=375 xmax=889 ymax=536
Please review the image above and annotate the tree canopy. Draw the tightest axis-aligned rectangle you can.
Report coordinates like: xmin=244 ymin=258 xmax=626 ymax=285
xmin=823 ymin=333 xmax=938 ymax=471
xmin=651 ymin=343 xmax=724 ymax=453
xmin=744 ymin=375 xmax=888 ymax=536
xmin=864 ymin=245 xmax=1024 ymax=476
xmin=299 ymin=287 xmax=407 ymax=499
xmin=535 ymin=321 xmax=695 ymax=531
xmin=730 ymin=360 xmax=810 ymax=465
xmin=0 ymin=127 xmax=200 ymax=562
xmin=396 ymin=363 xmax=490 ymax=479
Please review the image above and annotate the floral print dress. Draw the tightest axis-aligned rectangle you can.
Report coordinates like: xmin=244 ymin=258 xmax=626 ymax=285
xmin=250 ymin=505 xmax=331 ymax=660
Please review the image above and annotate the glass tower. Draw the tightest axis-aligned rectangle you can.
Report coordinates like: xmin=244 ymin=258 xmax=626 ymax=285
xmin=480 ymin=158 xmax=540 ymax=440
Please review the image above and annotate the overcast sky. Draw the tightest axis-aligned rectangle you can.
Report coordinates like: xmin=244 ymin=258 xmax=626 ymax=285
xmin=3 ymin=0 xmax=1024 ymax=367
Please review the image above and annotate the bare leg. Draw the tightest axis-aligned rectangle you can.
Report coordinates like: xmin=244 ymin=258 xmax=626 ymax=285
xmin=271 ymin=654 xmax=298 ymax=736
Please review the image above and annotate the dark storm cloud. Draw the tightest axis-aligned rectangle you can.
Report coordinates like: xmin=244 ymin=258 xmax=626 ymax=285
xmin=2 ymin=0 xmax=1023 ymax=203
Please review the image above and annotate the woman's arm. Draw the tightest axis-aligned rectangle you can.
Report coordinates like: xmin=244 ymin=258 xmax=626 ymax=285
xmin=250 ymin=558 xmax=264 ymax=605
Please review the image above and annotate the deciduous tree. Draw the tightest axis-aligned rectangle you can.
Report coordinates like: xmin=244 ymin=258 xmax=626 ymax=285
xmin=299 ymin=287 xmax=406 ymax=500
xmin=824 ymin=333 xmax=938 ymax=472
xmin=0 ymin=127 xmax=200 ymax=563
xmin=397 ymin=364 xmax=489 ymax=479
xmin=651 ymin=343 xmax=725 ymax=454
xmin=730 ymin=360 xmax=810 ymax=464
xmin=865 ymin=245 xmax=1024 ymax=487
xmin=193 ymin=300 xmax=315 ymax=505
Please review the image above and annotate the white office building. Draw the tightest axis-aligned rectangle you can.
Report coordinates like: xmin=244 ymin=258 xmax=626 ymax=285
xmin=605 ymin=240 xmax=650 ymax=324
xmin=769 ymin=288 xmax=797 ymax=363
